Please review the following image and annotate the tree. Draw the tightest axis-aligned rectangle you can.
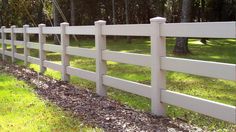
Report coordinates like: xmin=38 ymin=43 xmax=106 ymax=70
xmin=52 ymin=0 xmax=60 ymax=44
xmin=1 ymin=0 xmax=9 ymax=26
xmin=0 ymin=0 xmax=235 ymax=29
xmin=38 ymin=0 xmax=45 ymax=24
xmin=173 ymin=0 xmax=193 ymax=55
xmin=112 ymin=0 xmax=115 ymax=25
xmin=70 ymin=0 xmax=75 ymax=26
xmin=125 ymin=0 xmax=131 ymax=43
xmin=152 ymin=0 xmax=166 ymax=17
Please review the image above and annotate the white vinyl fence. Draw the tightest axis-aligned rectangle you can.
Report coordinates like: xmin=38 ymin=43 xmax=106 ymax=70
xmin=0 ymin=17 xmax=235 ymax=124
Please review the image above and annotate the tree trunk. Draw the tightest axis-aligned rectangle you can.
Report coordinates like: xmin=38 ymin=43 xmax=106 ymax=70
xmin=125 ymin=0 xmax=131 ymax=43
xmin=38 ymin=0 xmax=44 ymax=24
xmin=173 ymin=0 xmax=193 ymax=55
xmin=200 ymin=0 xmax=207 ymax=44
xmin=2 ymin=0 xmax=9 ymax=26
xmin=52 ymin=0 xmax=60 ymax=44
xmin=70 ymin=0 xmax=79 ymax=42
xmin=70 ymin=0 xmax=75 ymax=26
xmin=112 ymin=0 xmax=115 ymax=25
xmin=112 ymin=0 xmax=116 ymax=40
xmin=155 ymin=0 xmax=166 ymax=17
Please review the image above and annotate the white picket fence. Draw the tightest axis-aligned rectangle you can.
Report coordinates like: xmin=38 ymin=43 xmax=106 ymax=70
xmin=0 ymin=17 xmax=235 ymax=124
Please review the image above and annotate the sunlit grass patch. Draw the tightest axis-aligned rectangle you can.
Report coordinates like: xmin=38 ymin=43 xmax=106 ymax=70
xmin=0 ymin=72 xmax=101 ymax=131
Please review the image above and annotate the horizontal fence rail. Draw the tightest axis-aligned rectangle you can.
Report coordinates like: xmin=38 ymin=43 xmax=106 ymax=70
xmin=66 ymin=47 xmax=96 ymax=58
xmin=0 ymin=17 xmax=235 ymax=124
xmin=14 ymin=28 xmax=23 ymax=33
xmin=26 ymin=27 xmax=39 ymax=34
xmin=161 ymin=57 xmax=236 ymax=81
xmin=67 ymin=66 xmax=96 ymax=82
xmin=15 ymin=53 xmax=24 ymax=60
xmin=28 ymin=56 xmax=40 ymax=65
xmin=102 ymin=24 xmax=151 ymax=36
xmin=44 ymin=44 xmax=62 ymax=53
xmin=42 ymin=27 xmax=60 ymax=34
xmin=27 ymin=42 xmax=39 ymax=49
xmin=15 ymin=40 xmax=24 ymax=46
xmin=4 ymin=28 xmax=11 ymax=33
xmin=5 ymin=39 xmax=11 ymax=44
xmin=161 ymin=22 xmax=236 ymax=38
xmin=161 ymin=90 xmax=236 ymax=123
xmin=66 ymin=26 xmax=95 ymax=35
xmin=103 ymin=75 xmax=151 ymax=98
xmin=102 ymin=50 xmax=151 ymax=67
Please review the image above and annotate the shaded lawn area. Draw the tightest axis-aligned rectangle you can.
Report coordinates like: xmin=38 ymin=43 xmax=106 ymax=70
xmin=0 ymin=72 xmax=101 ymax=131
xmin=2 ymin=37 xmax=236 ymax=131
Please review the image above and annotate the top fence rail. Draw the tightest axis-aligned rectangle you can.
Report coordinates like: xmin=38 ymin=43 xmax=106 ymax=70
xmin=0 ymin=22 xmax=235 ymax=38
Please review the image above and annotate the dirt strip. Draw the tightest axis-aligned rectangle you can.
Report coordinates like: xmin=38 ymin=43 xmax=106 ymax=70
xmin=0 ymin=61 xmax=204 ymax=132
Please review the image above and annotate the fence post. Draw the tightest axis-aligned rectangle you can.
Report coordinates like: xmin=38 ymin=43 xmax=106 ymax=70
xmin=11 ymin=25 xmax=16 ymax=63
xmin=39 ymin=24 xmax=46 ymax=73
xmin=95 ymin=20 xmax=107 ymax=96
xmin=61 ymin=22 xmax=70 ymax=81
xmin=23 ymin=25 xmax=29 ymax=65
xmin=150 ymin=17 xmax=166 ymax=116
xmin=1 ymin=26 xmax=6 ymax=61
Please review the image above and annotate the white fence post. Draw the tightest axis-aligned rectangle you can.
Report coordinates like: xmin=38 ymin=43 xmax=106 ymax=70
xmin=1 ymin=26 xmax=6 ymax=61
xmin=150 ymin=17 xmax=167 ymax=116
xmin=61 ymin=22 xmax=70 ymax=81
xmin=23 ymin=25 xmax=29 ymax=65
xmin=95 ymin=20 xmax=107 ymax=96
xmin=11 ymin=25 xmax=16 ymax=63
xmin=39 ymin=24 xmax=46 ymax=73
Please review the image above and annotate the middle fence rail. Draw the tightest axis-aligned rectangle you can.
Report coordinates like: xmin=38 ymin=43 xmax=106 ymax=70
xmin=0 ymin=17 xmax=235 ymax=124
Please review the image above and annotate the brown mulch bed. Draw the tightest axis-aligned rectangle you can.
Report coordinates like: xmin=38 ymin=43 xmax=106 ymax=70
xmin=0 ymin=61 xmax=204 ymax=132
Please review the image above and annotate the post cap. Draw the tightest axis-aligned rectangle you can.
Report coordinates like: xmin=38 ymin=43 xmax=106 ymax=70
xmin=11 ymin=25 xmax=16 ymax=28
xmin=150 ymin=17 xmax=166 ymax=23
xmin=95 ymin=20 xmax=106 ymax=25
xmin=1 ymin=26 xmax=5 ymax=29
xmin=60 ymin=22 xmax=69 ymax=26
xmin=23 ymin=25 xmax=29 ymax=28
xmin=38 ymin=24 xmax=46 ymax=27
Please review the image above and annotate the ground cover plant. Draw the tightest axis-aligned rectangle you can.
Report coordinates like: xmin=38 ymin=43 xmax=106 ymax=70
xmin=1 ymin=37 xmax=236 ymax=131
xmin=0 ymin=72 xmax=101 ymax=131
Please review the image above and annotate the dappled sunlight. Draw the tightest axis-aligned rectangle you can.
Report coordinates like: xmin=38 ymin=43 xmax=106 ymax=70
xmin=166 ymin=38 xmax=236 ymax=64
xmin=107 ymin=62 xmax=151 ymax=84
xmin=29 ymin=64 xmax=61 ymax=80
xmin=107 ymin=61 xmax=118 ymax=65
xmin=70 ymin=56 xmax=96 ymax=72
xmin=29 ymin=64 xmax=40 ymax=72
xmin=208 ymin=55 xmax=221 ymax=59
xmin=188 ymin=40 xmax=205 ymax=45
xmin=225 ymin=39 xmax=236 ymax=42
xmin=167 ymin=71 xmax=236 ymax=106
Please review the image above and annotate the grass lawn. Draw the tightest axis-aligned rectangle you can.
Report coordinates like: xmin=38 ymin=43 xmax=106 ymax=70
xmin=1 ymin=37 xmax=236 ymax=131
xmin=0 ymin=72 xmax=101 ymax=131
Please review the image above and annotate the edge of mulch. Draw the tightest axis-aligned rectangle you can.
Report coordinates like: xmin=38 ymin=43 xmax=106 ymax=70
xmin=0 ymin=61 xmax=205 ymax=132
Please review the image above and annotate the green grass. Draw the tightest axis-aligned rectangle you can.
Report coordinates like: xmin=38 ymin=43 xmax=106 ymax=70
xmin=2 ymin=37 xmax=236 ymax=131
xmin=0 ymin=72 xmax=101 ymax=131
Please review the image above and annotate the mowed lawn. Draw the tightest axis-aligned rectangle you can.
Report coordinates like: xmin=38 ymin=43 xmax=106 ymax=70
xmin=1 ymin=37 xmax=236 ymax=131
xmin=0 ymin=72 xmax=101 ymax=131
